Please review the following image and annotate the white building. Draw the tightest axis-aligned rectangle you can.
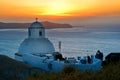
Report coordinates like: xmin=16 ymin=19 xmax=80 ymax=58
xmin=15 ymin=19 xmax=102 ymax=72
xmin=15 ymin=19 xmax=55 ymax=61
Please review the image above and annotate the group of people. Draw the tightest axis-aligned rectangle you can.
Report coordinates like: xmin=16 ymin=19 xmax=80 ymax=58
xmin=54 ymin=50 xmax=103 ymax=64
xmin=87 ymin=50 xmax=103 ymax=64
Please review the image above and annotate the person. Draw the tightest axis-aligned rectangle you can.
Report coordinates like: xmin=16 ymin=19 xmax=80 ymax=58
xmin=54 ymin=52 xmax=65 ymax=60
xmin=95 ymin=50 xmax=103 ymax=61
xmin=87 ymin=56 xmax=91 ymax=63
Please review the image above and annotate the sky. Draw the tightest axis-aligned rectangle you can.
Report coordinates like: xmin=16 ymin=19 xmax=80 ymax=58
xmin=0 ymin=0 xmax=120 ymax=26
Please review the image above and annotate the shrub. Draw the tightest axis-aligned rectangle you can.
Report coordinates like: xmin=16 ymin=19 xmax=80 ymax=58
xmin=62 ymin=66 xmax=76 ymax=74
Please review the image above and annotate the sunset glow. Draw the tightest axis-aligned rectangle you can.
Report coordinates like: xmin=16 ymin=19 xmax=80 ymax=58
xmin=0 ymin=0 xmax=120 ymax=25
xmin=40 ymin=0 xmax=72 ymax=16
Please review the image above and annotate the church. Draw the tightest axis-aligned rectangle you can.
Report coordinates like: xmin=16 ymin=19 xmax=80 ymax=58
xmin=15 ymin=18 xmax=55 ymax=61
xmin=15 ymin=19 xmax=102 ymax=72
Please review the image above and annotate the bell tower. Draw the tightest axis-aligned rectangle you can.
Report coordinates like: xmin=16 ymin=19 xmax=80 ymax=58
xmin=28 ymin=18 xmax=45 ymax=38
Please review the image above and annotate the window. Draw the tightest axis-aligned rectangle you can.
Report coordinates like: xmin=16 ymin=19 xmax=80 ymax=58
xmin=39 ymin=31 xmax=42 ymax=36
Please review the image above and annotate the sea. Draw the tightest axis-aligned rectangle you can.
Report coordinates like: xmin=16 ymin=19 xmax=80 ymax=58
xmin=0 ymin=27 xmax=120 ymax=59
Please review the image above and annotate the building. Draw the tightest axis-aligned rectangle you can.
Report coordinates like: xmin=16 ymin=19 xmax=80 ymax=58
xmin=15 ymin=19 xmax=102 ymax=72
xmin=105 ymin=53 xmax=120 ymax=63
xmin=15 ymin=18 xmax=55 ymax=61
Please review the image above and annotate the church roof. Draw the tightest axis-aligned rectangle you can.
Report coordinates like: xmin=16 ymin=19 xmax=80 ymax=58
xmin=30 ymin=21 xmax=43 ymax=28
xmin=18 ymin=18 xmax=55 ymax=55
xmin=18 ymin=38 xmax=55 ymax=54
xmin=30 ymin=18 xmax=43 ymax=28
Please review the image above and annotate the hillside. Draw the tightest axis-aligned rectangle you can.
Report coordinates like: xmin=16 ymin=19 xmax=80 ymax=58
xmin=0 ymin=21 xmax=72 ymax=29
xmin=25 ymin=62 xmax=120 ymax=80
xmin=0 ymin=55 xmax=44 ymax=80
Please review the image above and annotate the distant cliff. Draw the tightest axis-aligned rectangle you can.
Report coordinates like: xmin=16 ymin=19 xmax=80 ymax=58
xmin=0 ymin=21 xmax=72 ymax=29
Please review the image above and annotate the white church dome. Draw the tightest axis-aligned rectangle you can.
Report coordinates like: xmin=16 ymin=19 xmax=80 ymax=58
xmin=18 ymin=38 xmax=55 ymax=55
xmin=18 ymin=18 xmax=55 ymax=55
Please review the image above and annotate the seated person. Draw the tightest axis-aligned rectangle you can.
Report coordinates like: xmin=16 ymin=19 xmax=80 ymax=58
xmin=95 ymin=50 xmax=103 ymax=61
xmin=54 ymin=52 xmax=65 ymax=61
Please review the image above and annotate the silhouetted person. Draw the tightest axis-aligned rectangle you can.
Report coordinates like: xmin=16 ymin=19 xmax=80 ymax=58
xmin=54 ymin=52 xmax=64 ymax=60
xmin=87 ymin=56 xmax=91 ymax=63
xmin=95 ymin=50 xmax=103 ymax=61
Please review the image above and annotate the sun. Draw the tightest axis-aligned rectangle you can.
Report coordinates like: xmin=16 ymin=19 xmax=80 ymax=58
xmin=41 ymin=0 xmax=72 ymax=16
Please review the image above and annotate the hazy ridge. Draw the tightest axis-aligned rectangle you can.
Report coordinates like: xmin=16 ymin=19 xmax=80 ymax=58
xmin=0 ymin=21 xmax=73 ymax=29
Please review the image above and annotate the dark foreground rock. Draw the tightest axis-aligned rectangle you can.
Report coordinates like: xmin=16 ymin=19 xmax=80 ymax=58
xmin=0 ymin=55 xmax=44 ymax=80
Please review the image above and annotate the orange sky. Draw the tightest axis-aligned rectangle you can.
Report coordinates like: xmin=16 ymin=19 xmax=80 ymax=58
xmin=0 ymin=0 xmax=120 ymax=25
